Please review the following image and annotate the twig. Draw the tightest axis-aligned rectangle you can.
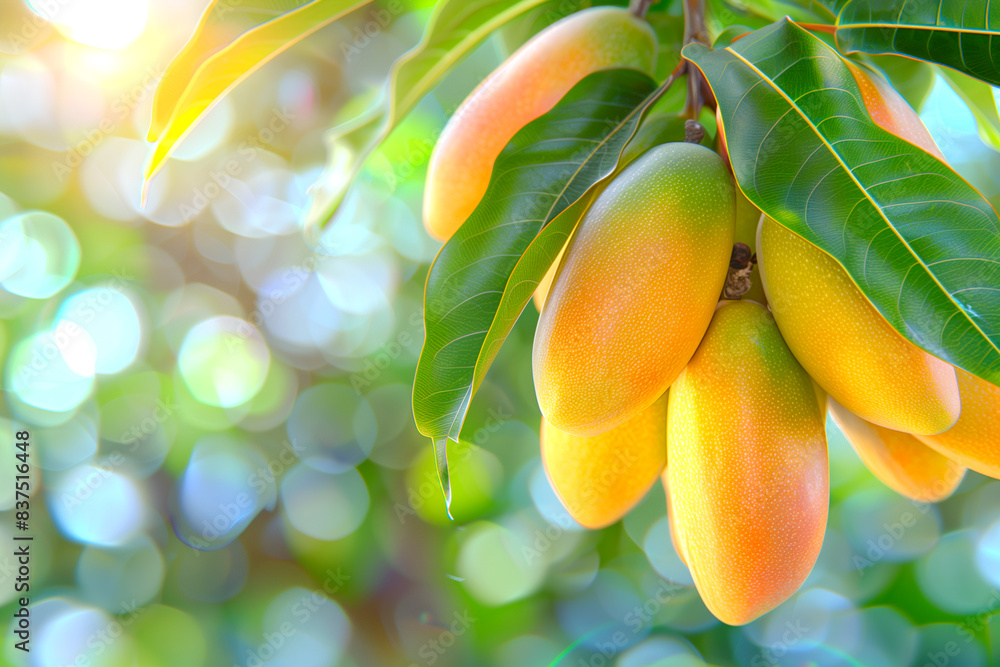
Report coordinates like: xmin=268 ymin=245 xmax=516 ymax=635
xmin=629 ymin=0 xmax=658 ymax=19
xmin=681 ymin=0 xmax=708 ymax=120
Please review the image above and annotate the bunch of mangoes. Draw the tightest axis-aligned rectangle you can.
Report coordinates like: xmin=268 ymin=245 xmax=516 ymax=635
xmin=424 ymin=7 xmax=1000 ymax=626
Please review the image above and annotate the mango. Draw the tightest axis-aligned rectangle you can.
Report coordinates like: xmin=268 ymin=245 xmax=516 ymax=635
xmin=663 ymin=473 xmax=688 ymax=566
xmin=758 ymin=217 xmax=960 ymax=435
xmin=667 ymin=300 xmax=828 ymax=626
xmin=542 ymin=392 xmax=667 ymax=529
xmin=533 ymin=142 xmax=735 ymax=436
xmin=423 ymin=7 xmax=657 ymax=240
xmin=829 ymin=399 xmax=965 ymax=502
xmin=917 ymin=369 xmax=1000 ymax=479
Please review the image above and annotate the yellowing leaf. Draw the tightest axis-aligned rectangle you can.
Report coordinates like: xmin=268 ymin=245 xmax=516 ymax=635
xmin=143 ymin=0 xmax=374 ymax=202
xmin=148 ymin=0 xmax=314 ymax=142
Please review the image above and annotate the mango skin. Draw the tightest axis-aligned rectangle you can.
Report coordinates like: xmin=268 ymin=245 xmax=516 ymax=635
xmin=917 ymin=370 xmax=1000 ymax=479
xmin=423 ymin=7 xmax=657 ymax=240
xmin=534 ymin=142 xmax=735 ymax=437
xmin=542 ymin=392 xmax=667 ymax=529
xmin=667 ymin=300 xmax=828 ymax=626
xmin=758 ymin=217 xmax=960 ymax=435
xmin=829 ymin=399 xmax=965 ymax=502
xmin=532 ymin=114 xmax=693 ymax=312
xmin=663 ymin=473 xmax=688 ymax=566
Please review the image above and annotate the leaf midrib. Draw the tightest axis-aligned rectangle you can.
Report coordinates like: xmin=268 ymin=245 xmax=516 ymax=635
xmin=838 ymin=22 xmax=999 ymax=35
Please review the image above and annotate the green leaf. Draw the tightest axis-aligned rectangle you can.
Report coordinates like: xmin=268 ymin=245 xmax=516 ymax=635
xmin=412 ymin=69 xmax=664 ymax=504
xmin=304 ymin=0 xmax=551 ymax=234
xmin=142 ymin=0 xmax=374 ymax=200
xmin=836 ymin=0 xmax=1000 ymax=87
xmin=707 ymin=0 xmax=830 ymax=35
xmin=712 ymin=24 xmax=756 ymax=49
xmin=813 ymin=0 xmax=850 ymax=18
xmin=685 ymin=19 xmax=1000 ymax=387
xmin=938 ymin=66 xmax=1000 ymax=152
xmin=147 ymin=0 xmax=315 ymax=142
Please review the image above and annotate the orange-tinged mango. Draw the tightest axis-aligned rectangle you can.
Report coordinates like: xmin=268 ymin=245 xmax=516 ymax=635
xmin=917 ymin=369 xmax=1000 ymax=479
xmin=423 ymin=7 xmax=657 ymax=240
xmin=534 ymin=142 xmax=735 ymax=436
xmin=758 ymin=217 xmax=960 ymax=435
xmin=829 ymin=398 xmax=965 ymax=502
xmin=846 ymin=62 xmax=944 ymax=159
xmin=667 ymin=300 xmax=828 ymax=626
xmin=542 ymin=392 xmax=667 ymax=529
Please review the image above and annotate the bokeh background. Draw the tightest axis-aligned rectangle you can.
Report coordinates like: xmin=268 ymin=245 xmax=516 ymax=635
xmin=1 ymin=0 xmax=1000 ymax=665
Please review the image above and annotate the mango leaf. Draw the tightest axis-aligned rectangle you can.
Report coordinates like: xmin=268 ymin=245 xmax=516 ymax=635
xmin=938 ymin=66 xmax=1000 ymax=152
xmin=304 ymin=0 xmax=551 ymax=233
xmin=142 ymin=0 xmax=374 ymax=200
xmin=707 ymin=0 xmax=829 ymax=34
xmin=813 ymin=0 xmax=850 ymax=18
xmin=148 ymin=0 xmax=314 ymax=142
xmin=412 ymin=69 xmax=664 ymax=507
xmin=685 ymin=19 xmax=1000 ymax=387
xmin=836 ymin=0 xmax=1000 ymax=87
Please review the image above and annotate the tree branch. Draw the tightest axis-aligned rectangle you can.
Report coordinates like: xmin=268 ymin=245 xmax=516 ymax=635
xmin=681 ymin=0 xmax=708 ymax=120
xmin=629 ymin=0 xmax=658 ymax=19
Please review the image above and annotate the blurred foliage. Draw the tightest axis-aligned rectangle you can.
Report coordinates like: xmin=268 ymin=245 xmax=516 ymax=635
xmin=0 ymin=0 xmax=999 ymax=666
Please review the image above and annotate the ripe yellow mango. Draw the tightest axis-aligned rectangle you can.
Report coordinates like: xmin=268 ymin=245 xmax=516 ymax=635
xmin=533 ymin=142 xmax=735 ymax=437
xmin=542 ymin=392 xmax=667 ymax=529
xmin=917 ymin=370 xmax=1000 ymax=479
xmin=532 ymin=114 xmax=693 ymax=312
xmin=663 ymin=473 xmax=688 ymax=566
xmin=423 ymin=7 xmax=657 ymax=240
xmin=829 ymin=399 xmax=965 ymax=502
xmin=758 ymin=217 xmax=960 ymax=435
xmin=667 ymin=300 xmax=828 ymax=626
